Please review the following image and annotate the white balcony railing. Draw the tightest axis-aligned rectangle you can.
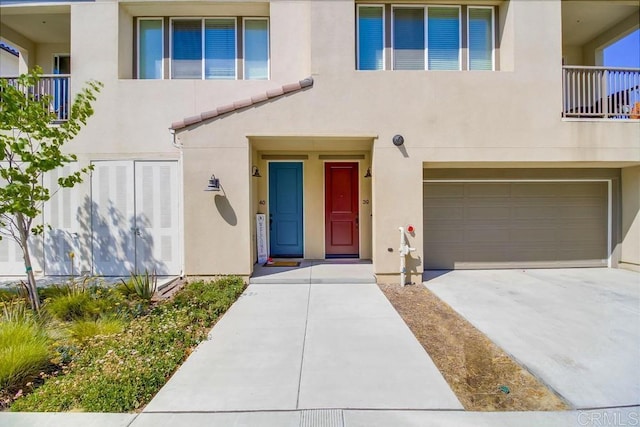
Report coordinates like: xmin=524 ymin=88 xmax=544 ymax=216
xmin=563 ymin=66 xmax=640 ymax=120
xmin=0 ymin=74 xmax=70 ymax=122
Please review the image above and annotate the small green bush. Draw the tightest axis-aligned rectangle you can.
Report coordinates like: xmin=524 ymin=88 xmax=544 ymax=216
xmin=0 ymin=320 xmax=52 ymax=391
xmin=11 ymin=277 xmax=246 ymax=412
xmin=67 ymin=317 xmax=125 ymax=342
xmin=45 ymin=292 xmax=100 ymax=321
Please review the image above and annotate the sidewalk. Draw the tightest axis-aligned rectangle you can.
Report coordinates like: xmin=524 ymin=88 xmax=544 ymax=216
xmin=3 ymin=407 xmax=639 ymax=426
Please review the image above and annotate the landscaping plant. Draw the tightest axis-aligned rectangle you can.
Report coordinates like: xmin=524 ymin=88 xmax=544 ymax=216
xmin=9 ymin=276 xmax=245 ymax=412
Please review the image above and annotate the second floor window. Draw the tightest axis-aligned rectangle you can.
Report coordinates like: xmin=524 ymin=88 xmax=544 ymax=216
xmin=356 ymin=4 xmax=495 ymax=71
xmin=137 ymin=17 xmax=269 ymax=80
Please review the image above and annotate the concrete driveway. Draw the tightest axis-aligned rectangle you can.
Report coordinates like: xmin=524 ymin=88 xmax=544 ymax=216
xmin=425 ymin=268 xmax=640 ymax=409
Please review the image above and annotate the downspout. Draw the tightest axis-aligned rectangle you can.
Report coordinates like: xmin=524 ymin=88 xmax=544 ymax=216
xmin=170 ymin=127 xmax=184 ymax=278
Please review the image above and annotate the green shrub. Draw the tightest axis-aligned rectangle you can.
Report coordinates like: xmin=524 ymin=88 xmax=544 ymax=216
xmin=67 ymin=317 xmax=125 ymax=342
xmin=0 ymin=320 xmax=52 ymax=391
xmin=119 ymin=270 xmax=157 ymax=301
xmin=11 ymin=277 xmax=246 ymax=412
xmin=2 ymin=299 xmax=31 ymax=324
xmin=45 ymin=292 xmax=100 ymax=321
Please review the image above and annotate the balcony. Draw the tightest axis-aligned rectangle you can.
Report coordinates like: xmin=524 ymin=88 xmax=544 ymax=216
xmin=563 ymin=66 xmax=640 ymax=120
xmin=1 ymin=74 xmax=71 ymax=122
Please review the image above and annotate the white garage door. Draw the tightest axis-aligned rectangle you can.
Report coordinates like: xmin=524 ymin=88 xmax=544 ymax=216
xmin=423 ymin=181 xmax=609 ymax=269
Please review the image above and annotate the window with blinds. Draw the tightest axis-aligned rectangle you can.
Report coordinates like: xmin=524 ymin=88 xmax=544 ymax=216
xmin=356 ymin=4 xmax=494 ymax=72
xmin=172 ymin=19 xmax=203 ymax=79
xmin=244 ymin=18 xmax=269 ymax=79
xmin=357 ymin=6 xmax=384 ymax=70
xmin=468 ymin=7 xmax=494 ymax=71
xmin=393 ymin=8 xmax=425 ymax=70
xmin=138 ymin=19 xmax=163 ymax=79
xmin=137 ymin=17 xmax=269 ymax=80
xmin=204 ymin=19 xmax=236 ymax=79
xmin=427 ymin=7 xmax=460 ymax=71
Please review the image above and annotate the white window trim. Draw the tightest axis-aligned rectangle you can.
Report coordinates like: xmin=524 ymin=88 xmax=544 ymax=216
xmin=169 ymin=17 xmax=238 ymax=80
xmin=390 ymin=4 xmax=462 ymax=71
xmin=137 ymin=18 xmax=164 ymax=80
xmin=356 ymin=4 xmax=385 ymax=71
xmin=467 ymin=6 xmax=495 ymax=71
xmin=243 ymin=17 xmax=270 ymax=80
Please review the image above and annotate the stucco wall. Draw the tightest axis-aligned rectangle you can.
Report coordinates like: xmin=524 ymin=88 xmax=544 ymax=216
xmin=1 ymin=0 xmax=638 ymax=279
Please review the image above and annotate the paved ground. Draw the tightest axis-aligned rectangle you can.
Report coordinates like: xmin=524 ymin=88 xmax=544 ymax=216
xmin=250 ymin=260 xmax=376 ymax=284
xmin=3 ymin=407 xmax=640 ymax=427
xmin=425 ymin=268 xmax=640 ymax=409
xmin=143 ymin=282 xmax=461 ymax=412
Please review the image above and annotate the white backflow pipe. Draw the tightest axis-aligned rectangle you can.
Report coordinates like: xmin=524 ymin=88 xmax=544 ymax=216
xmin=398 ymin=226 xmax=416 ymax=286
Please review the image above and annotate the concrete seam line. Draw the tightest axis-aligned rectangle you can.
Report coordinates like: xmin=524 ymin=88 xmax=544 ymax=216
xmin=295 ymin=283 xmax=313 ymax=409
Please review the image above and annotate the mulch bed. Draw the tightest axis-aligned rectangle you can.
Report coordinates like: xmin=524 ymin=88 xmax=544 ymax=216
xmin=380 ymin=283 xmax=569 ymax=411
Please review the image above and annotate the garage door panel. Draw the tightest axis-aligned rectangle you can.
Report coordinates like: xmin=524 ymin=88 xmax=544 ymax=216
xmin=509 ymin=227 xmax=558 ymax=242
xmin=424 ymin=206 xmax=464 ymax=220
xmin=424 ymin=183 xmax=465 ymax=198
xmin=424 ymin=228 xmax=464 ymax=243
xmin=466 ymin=206 xmax=511 ymax=220
xmin=557 ymin=205 xmax=605 ymax=219
xmin=424 ymin=181 xmax=608 ymax=269
xmin=466 ymin=183 xmax=511 ymax=197
xmin=465 ymin=228 xmax=510 ymax=243
xmin=513 ymin=206 xmax=559 ymax=219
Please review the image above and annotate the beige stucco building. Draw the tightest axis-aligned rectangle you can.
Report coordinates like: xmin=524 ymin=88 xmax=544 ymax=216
xmin=1 ymin=0 xmax=639 ymax=282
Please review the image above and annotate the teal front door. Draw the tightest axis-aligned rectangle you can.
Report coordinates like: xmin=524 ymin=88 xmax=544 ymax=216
xmin=269 ymin=162 xmax=303 ymax=257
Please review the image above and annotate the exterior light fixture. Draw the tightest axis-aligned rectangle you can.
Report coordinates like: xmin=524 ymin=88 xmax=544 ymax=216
xmin=252 ymin=166 xmax=262 ymax=178
xmin=205 ymin=174 xmax=221 ymax=191
xmin=364 ymin=167 xmax=372 ymax=178
xmin=392 ymin=134 xmax=404 ymax=146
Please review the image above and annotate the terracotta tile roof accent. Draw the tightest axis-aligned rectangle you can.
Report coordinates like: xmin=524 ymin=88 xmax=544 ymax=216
xmin=170 ymin=76 xmax=314 ymax=131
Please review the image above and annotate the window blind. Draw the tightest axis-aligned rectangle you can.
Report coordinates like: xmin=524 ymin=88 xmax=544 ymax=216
xmin=244 ymin=19 xmax=269 ymax=79
xmin=172 ymin=20 xmax=202 ymax=79
xmin=393 ymin=8 xmax=425 ymax=70
xmin=139 ymin=19 xmax=163 ymax=79
xmin=358 ymin=6 xmax=384 ymax=70
xmin=469 ymin=8 xmax=493 ymax=71
xmin=205 ymin=19 xmax=236 ymax=79
xmin=428 ymin=7 xmax=460 ymax=70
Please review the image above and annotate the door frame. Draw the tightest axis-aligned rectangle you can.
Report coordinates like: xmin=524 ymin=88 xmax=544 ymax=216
xmin=266 ymin=160 xmax=305 ymax=258
xmin=422 ymin=178 xmax=613 ymax=268
xmin=322 ymin=160 xmax=362 ymax=259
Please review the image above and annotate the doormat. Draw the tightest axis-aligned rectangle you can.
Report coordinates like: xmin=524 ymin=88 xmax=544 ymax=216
xmin=263 ymin=261 xmax=301 ymax=267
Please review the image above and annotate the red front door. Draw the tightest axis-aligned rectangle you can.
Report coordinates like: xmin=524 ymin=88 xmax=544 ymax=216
xmin=325 ymin=162 xmax=359 ymax=257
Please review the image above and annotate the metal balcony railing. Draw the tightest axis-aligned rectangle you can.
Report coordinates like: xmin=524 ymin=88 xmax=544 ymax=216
xmin=0 ymin=74 xmax=70 ymax=122
xmin=563 ymin=66 xmax=640 ymax=120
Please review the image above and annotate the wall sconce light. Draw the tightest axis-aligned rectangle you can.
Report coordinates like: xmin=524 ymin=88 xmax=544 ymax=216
xmin=204 ymin=174 xmax=221 ymax=191
xmin=252 ymin=166 xmax=262 ymax=178
xmin=364 ymin=167 xmax=372 ymax=178
xmin=392 ymin=134 xmax=405 ymax=146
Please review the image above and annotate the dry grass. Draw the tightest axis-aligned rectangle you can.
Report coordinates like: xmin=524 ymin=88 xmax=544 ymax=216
xmin=380 ymin=283 xmax=569 ymax=411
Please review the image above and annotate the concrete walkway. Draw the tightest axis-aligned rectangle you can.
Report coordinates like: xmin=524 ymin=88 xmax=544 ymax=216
xmin=143 ymin=282 xmax=461 ymax=412
xmin=250 ymin=260 xmax=376 ymax=284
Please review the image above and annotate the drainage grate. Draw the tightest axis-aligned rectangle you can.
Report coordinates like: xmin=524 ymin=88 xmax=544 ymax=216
xmin=300 ymin=409 xmax=344 ymax=427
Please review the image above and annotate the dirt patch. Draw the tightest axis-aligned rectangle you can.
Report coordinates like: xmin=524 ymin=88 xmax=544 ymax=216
xmin=380 ymin=283 xmax=569 ymax=411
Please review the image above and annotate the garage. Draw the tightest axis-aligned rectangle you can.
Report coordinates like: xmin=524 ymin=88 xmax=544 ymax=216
xmin=423 ymin=180 xmax=609 ymax=269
